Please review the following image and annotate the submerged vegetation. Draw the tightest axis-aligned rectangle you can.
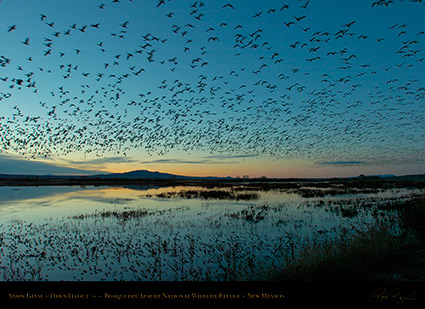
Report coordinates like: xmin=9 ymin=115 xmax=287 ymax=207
xmin=0 ymin=180 xmax=424 ymax=281
xmin=152 ymin=189 xmax=259 ymax=201
xmin=70 ymin=207 xmax=188 ymax=222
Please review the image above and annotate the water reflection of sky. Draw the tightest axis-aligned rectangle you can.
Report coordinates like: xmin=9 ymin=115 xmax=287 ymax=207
xmin=0 ymin=185 xmax=420 ymax=227
xmin=0 ymin=185 xmax=423 ymax=281
xmin=0 ymin=186 xmax=171 ymax=222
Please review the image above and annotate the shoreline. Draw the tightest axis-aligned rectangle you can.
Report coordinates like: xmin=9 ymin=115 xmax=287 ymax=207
xmin=1 ymin=174 xmax=425 ymax=187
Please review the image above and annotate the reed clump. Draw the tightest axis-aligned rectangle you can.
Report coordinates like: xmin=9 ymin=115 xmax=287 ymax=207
xmin=268 ymin=195 xmax=425 ymax=281
xmin=155 ymin=189 xmax=259 ymax=200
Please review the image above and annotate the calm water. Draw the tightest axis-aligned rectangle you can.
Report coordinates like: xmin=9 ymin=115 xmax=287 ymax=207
xmin=0 ymin=184 xmax=422 ymax=281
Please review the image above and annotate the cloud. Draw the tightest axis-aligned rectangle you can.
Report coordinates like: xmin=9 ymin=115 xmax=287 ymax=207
xmin=0 ymin=154 xmax=103 ymax=175
xmin=139 ymin=158 xmax=212 ymax=164
xmin=138 ymin=154 xmax=257 ymax=165
xmin=203 ymin=154 xmax=259 ymax=160
xmin=315 ymin=160 xmax=367 ymax=166
xmin=63 ymin=156 xmax=138 ymax=165
xmin=65 ymin=156 xmax=225 ymax=166
xmin=0 ymin=152 xmax=258 ymax=176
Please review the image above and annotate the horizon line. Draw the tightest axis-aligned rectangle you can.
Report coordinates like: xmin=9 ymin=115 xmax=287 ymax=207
xmin=0 ymin=169 xmax=422 ymax=180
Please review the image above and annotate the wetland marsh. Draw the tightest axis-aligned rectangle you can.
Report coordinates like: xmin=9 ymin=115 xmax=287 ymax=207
xmin=0 ymin=179 xmax=424 ymax=281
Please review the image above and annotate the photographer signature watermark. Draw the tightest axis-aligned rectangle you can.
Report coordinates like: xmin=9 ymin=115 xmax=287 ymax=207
xmin=369 ymin=288 xmax=418 ymax=304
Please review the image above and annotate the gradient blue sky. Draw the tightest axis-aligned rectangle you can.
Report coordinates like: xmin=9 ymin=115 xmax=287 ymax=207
xmin=1 ymin=0 xmax=425 ymax=178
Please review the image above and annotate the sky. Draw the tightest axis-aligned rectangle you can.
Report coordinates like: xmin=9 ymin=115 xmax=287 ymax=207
xmin=1 ymin=0 xmax=425 ymax=178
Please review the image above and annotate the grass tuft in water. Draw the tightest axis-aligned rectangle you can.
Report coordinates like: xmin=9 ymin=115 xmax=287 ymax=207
xmin=267 ymin=196 xmax=425 ymax=281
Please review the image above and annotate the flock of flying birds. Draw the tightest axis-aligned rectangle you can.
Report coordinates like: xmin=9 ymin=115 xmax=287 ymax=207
xmin=1 ymin=0 xmax=425 ymax=167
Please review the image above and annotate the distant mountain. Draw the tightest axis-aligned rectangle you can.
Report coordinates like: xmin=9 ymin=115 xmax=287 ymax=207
xmin=93 ymin=169 xmax=220 ymax=180
xmin=0 ymin=168 xmax=230 ymax=180
xmin=1 ymin=169 xmax=424 ymax=182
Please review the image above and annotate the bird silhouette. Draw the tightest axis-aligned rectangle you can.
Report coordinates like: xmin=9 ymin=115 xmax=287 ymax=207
xmin=0 ymin=0 xmax=423 ymax=167
xmin=21 ymin=38 xmax=30 ymax=45
xmin=223 ymin=3 xmax=234 ymax=9
xmin=7 ymin=25 xmax=17 ymax=32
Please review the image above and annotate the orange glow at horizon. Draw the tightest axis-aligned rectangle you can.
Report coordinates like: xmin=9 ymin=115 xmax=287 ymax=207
xmin=23 ymin=151 xmax=425 ymax=179
xmin=96 ymin=160 xmax=425 ymax=179
xmin=89 ymin=160 xmax=376 ymax=179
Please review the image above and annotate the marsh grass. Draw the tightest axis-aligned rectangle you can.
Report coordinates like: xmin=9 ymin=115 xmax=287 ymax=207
xmin=70 ymin=207 xmax=187 ymax=222
xmin=290 ymin=185 xmax=382 ymax=198
xmin=267 ymin=220 xmax=405 ymax=281
xmin=154 ymin=189 xmax=259 ymax=200
xmin=267 ymin=196 xmax=425 ymax=281
xmin=398 ymin=196 xmax=425 ymax=239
